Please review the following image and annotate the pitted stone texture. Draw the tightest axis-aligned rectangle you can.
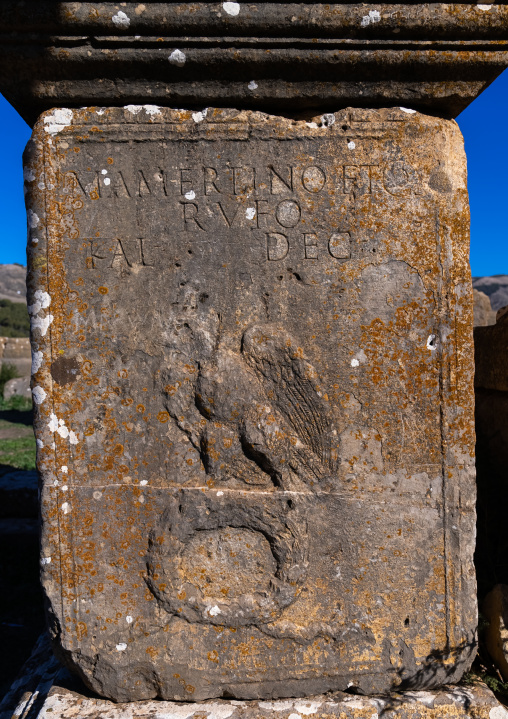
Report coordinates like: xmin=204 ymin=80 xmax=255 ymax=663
xmin=25 ymin=107 xmax=475 ymax=702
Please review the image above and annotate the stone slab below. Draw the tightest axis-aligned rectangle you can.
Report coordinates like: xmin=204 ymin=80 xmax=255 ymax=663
xmin=2 ymin=634 xmax=508 ymax=719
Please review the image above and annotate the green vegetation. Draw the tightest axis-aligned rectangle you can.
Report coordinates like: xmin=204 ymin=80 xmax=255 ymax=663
xmin=0 ymin=434 xmax=36 ymax=471
xmin=0 ymin=362 xmax=19 ymax=396
xmin=0 ymin=394 xmax=32 ymax=412
xmin=0 ymin=299 xmax=30 ymax=337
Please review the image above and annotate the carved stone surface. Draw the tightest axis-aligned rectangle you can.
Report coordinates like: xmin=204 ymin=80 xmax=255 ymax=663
xmin=1 ymin=634 xmax=505 ymax=719
xmin=2 ymin=3 xmax=508 ymax=125
xmin=25 ymin=106 xmax=476 ymax=702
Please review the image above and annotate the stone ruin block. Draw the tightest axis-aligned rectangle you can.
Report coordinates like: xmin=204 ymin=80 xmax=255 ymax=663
xmin=24 ymin=106 xmax=476 ymax=702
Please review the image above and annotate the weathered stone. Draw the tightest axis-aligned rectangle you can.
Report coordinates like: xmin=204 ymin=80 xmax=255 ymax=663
xmin=483 ymin=585 xmax=508 ymax=683
xmin=24 ymin=106 xmax=476 ymax=702
xmin=1 ymin=634 xmax=507 ymax=719
xmin=473 ymin=290 xmax=496 ymax=328
xmin=0 ymin=337 xmax=31 ymax=378
xmin=473 ymin=276 xmax=508 ymax=313
xmin=1 ymin=3 xmax=508 ymax=126
xmin=3 ymin=376 xmax=31 ymax=401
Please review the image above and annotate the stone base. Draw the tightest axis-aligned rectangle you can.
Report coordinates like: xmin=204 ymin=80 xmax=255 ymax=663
xmin=2 ymin=635 xmax=508 ymax=719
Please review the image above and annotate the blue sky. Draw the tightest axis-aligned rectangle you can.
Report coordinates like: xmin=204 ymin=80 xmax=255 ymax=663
xmin=1 ymin=70 xmax=507 ymax=277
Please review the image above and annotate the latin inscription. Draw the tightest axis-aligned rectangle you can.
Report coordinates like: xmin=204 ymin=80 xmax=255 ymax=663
xmin=66 ymin=162 xmax=421 ymax=270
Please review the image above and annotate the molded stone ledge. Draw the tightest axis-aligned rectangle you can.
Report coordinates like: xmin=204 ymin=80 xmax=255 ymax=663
xmin=0 ymin=3 xmax=507 ymax=124
xmin=1 ymin=635 xmax=507 ymax=719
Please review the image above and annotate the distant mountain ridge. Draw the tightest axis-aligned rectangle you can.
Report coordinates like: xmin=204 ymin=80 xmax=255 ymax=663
xmin=472 ymin=275 xmax=508 ymax=311
xmin=0 ymin=264 xmax=27 ymax=304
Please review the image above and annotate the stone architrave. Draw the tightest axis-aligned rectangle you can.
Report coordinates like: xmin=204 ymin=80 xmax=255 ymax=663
xmin=24 ymin=106 xmax=476 ymax=703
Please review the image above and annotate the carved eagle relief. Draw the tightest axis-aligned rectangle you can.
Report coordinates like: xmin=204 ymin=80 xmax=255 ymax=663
xmin=161 ymin=321 xmax=338 ymax=492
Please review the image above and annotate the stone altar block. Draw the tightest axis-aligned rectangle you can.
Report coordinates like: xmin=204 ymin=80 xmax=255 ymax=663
xmin=24 ymin=106 xmax=476 ymax=702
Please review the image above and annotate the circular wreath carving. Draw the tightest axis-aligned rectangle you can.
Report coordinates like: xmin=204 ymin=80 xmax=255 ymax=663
xmin=146 ymin=490 xmax=309 ymax=627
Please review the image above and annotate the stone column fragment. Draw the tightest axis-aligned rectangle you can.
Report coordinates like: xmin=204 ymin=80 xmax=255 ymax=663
xmin=24 ymin=106 xmax=476 ymax=702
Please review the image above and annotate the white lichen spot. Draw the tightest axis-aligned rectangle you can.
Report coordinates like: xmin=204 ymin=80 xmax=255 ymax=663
xmin=361 ymin=9 xmax=381 ymax=26
xmin=348 ymin=141 xmax=356 ymax=150
xmin=96 ymin=108 xmax=105 ymax=115
xmin=288 ymin=714 xmax=302 ymax=719
xmin=31 ymin=350 xmax=43 ymax=375
xmin=246 ymin=207 xmax=256 ymax=220
xmin=101 ymin=169 xmax=108 ymax=175
xmin=477 ymin=4 xmax=492 ymax=10
xmin=426 ymin=334 xmax=437 ymax=351
xmin=23 ymin=168 xmax=35 ymax=183
xmin=61 ymin=485 xmax=68 ymax=492
xmin=57 ymin=425 xmax=69 ymax=439
xmin=125 ymin=105 xmax=142 ymax=115
xmin=32 ymin=386 xmax=46 ymax=405
xmin=400 ymin=107 xmax=417 ymax=114
xmin=41 ymin=557 xmax=51 ymax=565
xmin=185 ymin=190 xmax=196 ymax=200
xmin=61 ymin=502 xmax=71 ymax=515
xmin=61 ymin=465 xmax=68 ymax=474
xmin=31 ymin=314 xmax=54 ymax=336
xmin=192 ymin=109 xmax=208 ymax=123
xmin=217 ymin=490 xmax=224 ymax=497
xmin=168 ymin=49 xmax=186 ymax=66
xmin=112 ymin=10 xmax=130 ymax=27
xmin=104 ymin=177 xmax=111 ymax=186
xmin=351 ymin=358 xmax=360 ymax=368
xmin=43 ymin=108 xmax=73 ymax=135
xmin=126 ymin=615 xmax=133 ymax=624
xmin=32 ymin=238 xmax=39 ymax=245
xmin=93 ymin=491 xmax=103 ymax=500
xmin=69 ymin=430 xmax=79 ymax=445
xmin=28 ymin=290 xmax=51 ymax=316
xmin=48 ymin=414 xmax=59 ymax=432
xmin=138 ymin=495 xmax=145 ymax=503
xmin=335 ymin=565 xmax=341 ymax=578
xmin=248 ymin=80 xmax=258 ymax=90
xmin=306 ymin=122 xmax=318 ymax=129
xmin=223 ymin=2 xmax=240 ymax=16
xmin=144 ymin=104 xmax=161 ymax=116
xmin=209 ymin=605 xmax=222 ymax=616
xmin=37 ymin=181 xmax=46 ymax=191
xmin=116 ymin=642 xmax=127 ymax=651
xmin=36 ymin=439 xmax=44 ymax=448
xmin=27 ymin=210 xmax=40 ymax=228
xmin=140 ymin=479 xmax=148 ymax=486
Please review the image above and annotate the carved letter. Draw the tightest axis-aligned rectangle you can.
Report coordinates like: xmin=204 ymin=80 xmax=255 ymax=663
xmin=232 ymin=166 xmax=256 ymax=196
xmin=269 ymin=165 xmax=294 ymax=194
xmin=266 ymin=233 xmax=289 ymax=261
xmin=217 ymin=201 xmax=240 ymax=228
xmin=180 ymin=202 xmax=206 ymax=231
xmin=275 ymin=200 xmax=301 ymax=229
xmin=137 ymin=170 xmax=152 ymax=197
xmin=179 ymin=169 xmax=193 ymax=196
xmin=111 ymin=239 xmax=133 ymax=267
xmin=301 ymin=166 xmax=326 ymax=193
xmin=328 ymin=232 xmax=351 ymax=259
xmin=112 ymin=172 xmax=132 ymax=198
xmin=303 ymin=233 xmax=318 ymax=259
xmin=204 ymin=167 xmax=221 ymax=195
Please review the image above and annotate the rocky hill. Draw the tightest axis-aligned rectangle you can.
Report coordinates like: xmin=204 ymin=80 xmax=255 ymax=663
xmin=472 ymin=275 xmax=508 ymax=311
xmin=0 ymin=264 xmax=26 ymax=304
